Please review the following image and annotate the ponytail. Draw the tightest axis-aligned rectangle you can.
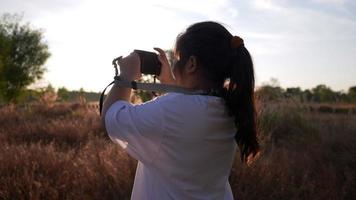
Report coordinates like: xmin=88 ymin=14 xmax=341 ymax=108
xmin=225 ymin=45 xmax=260 ymax=163
xmin=175 ymin=21 xmax=260 ymax=164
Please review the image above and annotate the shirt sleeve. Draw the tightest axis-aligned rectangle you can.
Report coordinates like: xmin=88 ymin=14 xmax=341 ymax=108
xmin=105 ymin=97 xmax=165 ymax=165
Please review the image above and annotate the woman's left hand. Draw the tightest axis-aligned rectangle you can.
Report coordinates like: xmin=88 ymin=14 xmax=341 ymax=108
xmin=117 ymin=51 xmax=142 ymax=81
xmin=154 ymin=47 xmax=176 ymax=85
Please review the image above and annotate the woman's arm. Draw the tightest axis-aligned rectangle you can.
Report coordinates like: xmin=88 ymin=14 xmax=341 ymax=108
xmin=101 ymin=83 xmax=131 ymax=124
xmin=101 ymin=48 xmax=176 ymax=125
xmin=101 ymin=52 xmax=141 ymax=125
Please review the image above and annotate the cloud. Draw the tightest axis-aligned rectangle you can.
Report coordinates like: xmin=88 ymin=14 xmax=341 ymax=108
xmin=251 ymin=0 xmax=285 ymax=12
xmin=243 ymin=0 xmax=356 ymax=42
xmin=152 ymin=0 xmax=240 ymax=25
xmin=312 ymin=0 xmax=346 ymax=5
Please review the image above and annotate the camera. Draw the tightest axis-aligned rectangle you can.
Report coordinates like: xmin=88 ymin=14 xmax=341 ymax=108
xmin=134 ymin=49 xmax=161 ymax=76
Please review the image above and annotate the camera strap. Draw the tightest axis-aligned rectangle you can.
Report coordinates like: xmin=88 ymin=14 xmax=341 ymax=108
xmin=99 ymin=76 xmax=217 ymax=115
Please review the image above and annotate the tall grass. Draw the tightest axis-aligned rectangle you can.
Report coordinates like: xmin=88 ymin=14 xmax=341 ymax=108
xmin=0 ymin=103 xmax=136 ymax=199
xmin=0 ymin=101 xmax=355 ymax=199
xmin=229 ymin=100 xmax=356 ymax=200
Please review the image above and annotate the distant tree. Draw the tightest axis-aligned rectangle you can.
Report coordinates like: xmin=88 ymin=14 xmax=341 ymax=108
xmin=78 ymin=87 xmax=86 ymax=103
xmin=256 ymin=85 xmax=284 ymax=102
xmin=0 ymin=13 xmax=50 ymax=103
xmin=302 ymin=89 xmax=313 ymax=102
xmin=311 ymin=84 xmax=336 ymax=102
xmin=285 ymin=87 xmax=303 ymax=102
xmin=57 ymin=87 xmax=69 ymax=101
xmin=133 ymin=75 xmax=157 ymax=102
xmin=256 ymin=78 xmax=284 ymax=101
xmin=286 ymin=87 xmax=302 ymax=96
xmin=348 ymin=86 xmax=356 ymax=102
xmin=334 ymin=91 xmax=349 ymax=102
xmin=39 ymin=84 xmax=57 ymax=103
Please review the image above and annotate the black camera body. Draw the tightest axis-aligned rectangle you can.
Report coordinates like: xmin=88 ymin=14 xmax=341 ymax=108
xmin=134 ymin=49 xmax=161 ymax=76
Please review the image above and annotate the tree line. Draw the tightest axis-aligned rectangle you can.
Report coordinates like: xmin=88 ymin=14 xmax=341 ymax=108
xmin=257 ymin=83 xmax=356 ymax=103
xmin=20 ymin=83 xmax=355 ymax=104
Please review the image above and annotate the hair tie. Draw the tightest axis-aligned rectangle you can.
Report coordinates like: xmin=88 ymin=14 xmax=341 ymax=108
xmin=231 ymin=36 xmax=244 ymax=49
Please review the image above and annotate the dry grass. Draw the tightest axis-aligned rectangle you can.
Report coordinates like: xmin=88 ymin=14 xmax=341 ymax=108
xmin=0 ymin=101 xmax=355 ymax=200
xmin=0 ymin=103 xmax=136 ymax=200
xmin=230 ymin=101 xmax=356 ymax=200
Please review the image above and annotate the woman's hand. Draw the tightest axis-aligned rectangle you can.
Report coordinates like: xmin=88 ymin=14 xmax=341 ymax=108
xmin=117 ymin=52 xmax=141 ymax=81
xmin=154 ymin=47 xmax=176 ymax=85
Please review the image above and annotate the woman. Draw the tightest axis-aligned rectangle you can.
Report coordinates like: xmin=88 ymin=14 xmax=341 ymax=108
xmin=101 ymin=21 xmax=260 ymax=200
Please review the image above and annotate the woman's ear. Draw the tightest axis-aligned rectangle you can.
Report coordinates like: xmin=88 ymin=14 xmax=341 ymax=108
xmin=185 ymin=55 xmax=199 ymax=74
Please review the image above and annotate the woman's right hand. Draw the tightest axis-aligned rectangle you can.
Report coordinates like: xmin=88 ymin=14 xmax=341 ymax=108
xmin=154 ymin=47 xmax=176 ymax=85
xmin=117 ymin=52 xmax=141 ymax=81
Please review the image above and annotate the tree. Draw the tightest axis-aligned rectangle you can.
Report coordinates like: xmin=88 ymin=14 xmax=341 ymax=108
xmin=78 ymin=87 xmax=87 ymax=103
xmin=256 ymin=78 xmax=284 ymax=102
xmin=335 ymin=91 xmax=349 ymax=103
xmin=311 ymin=84 xmax=336 ymax=102
xmin=57 ymin=87 xmax=69 ymax=101
xmin=286 ymin=87 xmax=302 ymax=96
xmin=256 ymin=85 xmax=284 ymax=102
xmin=348 ymin=86 xmax=356 ymax=102
xmin=39 ymin=84 xmax=57 ymax=103
xmin=0 ymin=13 xmax=50 ymax=103
xmin=302 ymin=89 xmax=313 ymax=102
xmin=285 ymin=87 xmax=303 ymax=102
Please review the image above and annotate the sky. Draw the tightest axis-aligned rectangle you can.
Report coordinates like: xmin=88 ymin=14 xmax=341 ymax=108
xmin=0 ymin=0 xmax=355 ymax=92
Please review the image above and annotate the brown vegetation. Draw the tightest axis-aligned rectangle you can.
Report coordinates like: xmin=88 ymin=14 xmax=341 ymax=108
xmin=0 ymin=100 xmax=355 ymax=200
xmin=0 ymin=103 xmax=136 ymax=199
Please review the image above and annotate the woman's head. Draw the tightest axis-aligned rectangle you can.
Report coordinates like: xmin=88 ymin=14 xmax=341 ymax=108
xmin=174 ymin=21 xmax=260 ymax=164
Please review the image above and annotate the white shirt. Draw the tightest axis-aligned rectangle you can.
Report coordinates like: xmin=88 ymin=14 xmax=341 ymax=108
xmin=105 ymin=93 xmax=237 ymax=200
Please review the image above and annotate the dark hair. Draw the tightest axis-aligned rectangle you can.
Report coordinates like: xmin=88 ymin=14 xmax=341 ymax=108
xmin=174 ymin=21 xmax=260 ymax=164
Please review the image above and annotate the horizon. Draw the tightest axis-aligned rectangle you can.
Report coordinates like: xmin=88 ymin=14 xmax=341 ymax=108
xmin=1 ymin=0 xmax=355 ymax=93
xmin=33 ymin=79 xmax=355 ymax=94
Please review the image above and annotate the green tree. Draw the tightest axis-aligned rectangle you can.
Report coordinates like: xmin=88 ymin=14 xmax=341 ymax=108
xmin=302 ymin=89 xmax=313 ymax=102
xmin=285 ymin=87 xmax=303 ymax=102
xmin=311 ymin=84 xmax=336 ymax=102
xmin=39 ymin=84 xmax=57 ymax=103
xmin=332 ymin=91 xmax=348 ymax=102
xmin=78 ymin=87 xmax=86 ymax=103
xmin=256 ymin=78 xmax=284 ymax=101
xmin=57 ymin=87 xmax=69 ymax=101
xmin=286 ymin=87 xmax=302 ymax=96
xmin=348 ymin=86 xmax=356 ymax=102
xmin=256 ymin=85 xmax=284 ymax=102
xmin=0 ymin=14 xmax=50 ymax=103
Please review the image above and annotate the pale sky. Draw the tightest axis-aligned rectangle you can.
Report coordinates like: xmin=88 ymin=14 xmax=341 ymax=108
xmin=1 ymin=0 xmax=355 ymax=92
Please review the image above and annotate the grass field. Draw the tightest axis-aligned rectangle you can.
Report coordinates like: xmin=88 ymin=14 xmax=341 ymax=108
xmin=0 ymin=100 xmax=355 ymax=200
